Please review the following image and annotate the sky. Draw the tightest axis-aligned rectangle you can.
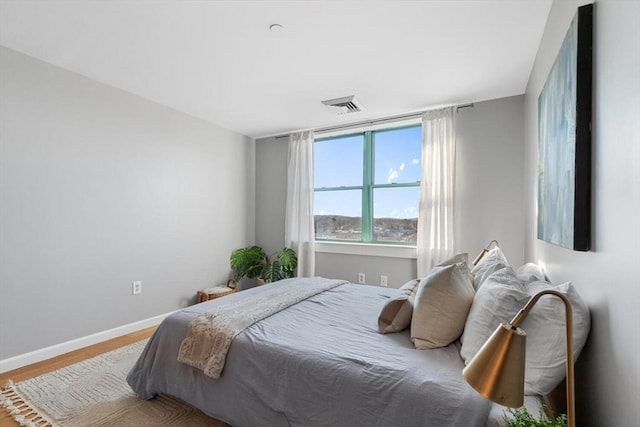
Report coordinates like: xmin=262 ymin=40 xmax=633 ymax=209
xmin=314 ymin=125 xmax=421 ymax=219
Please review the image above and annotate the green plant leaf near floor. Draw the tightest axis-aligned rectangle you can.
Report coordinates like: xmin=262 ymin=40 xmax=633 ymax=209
xmin=230 ymin=246 xmax=298 ymax=284
xmin=229 ymin=246 xmax=267 ymax=281
xmin=505 ymin=407 xmax=567 ymax=427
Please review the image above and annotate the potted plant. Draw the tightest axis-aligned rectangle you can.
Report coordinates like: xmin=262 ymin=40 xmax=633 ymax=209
xmin=229 ymin=246 xmax=297 ymax=285
xmin=504 ymin=407 xmax=567 ymax=427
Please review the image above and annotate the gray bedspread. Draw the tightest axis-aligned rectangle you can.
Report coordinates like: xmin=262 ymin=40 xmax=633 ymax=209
xmin=127 ymin=278 xmax=490 ymax=426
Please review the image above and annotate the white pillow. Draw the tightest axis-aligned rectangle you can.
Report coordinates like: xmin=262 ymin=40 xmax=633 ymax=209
xmin=470 ymin=246 xmax=510 ymax=290
xmin=411 ymin=253 xmax=475 ymax=349
xmin=515 ymin=262 xmax=547 ymax=284
xmin=520 ymin=280 xmax=590 ymax=395
xmin=460 ymin=268 xmax=591 ymax=395
xmin=377 ymin=279 xmax=420 ymax=334
xmin=460 ymin=267 xmax=526 ymax=358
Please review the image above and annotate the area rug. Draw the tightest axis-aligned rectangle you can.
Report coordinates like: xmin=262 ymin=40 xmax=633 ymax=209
xmin=0 ymin=340 xmax=230 ymax=426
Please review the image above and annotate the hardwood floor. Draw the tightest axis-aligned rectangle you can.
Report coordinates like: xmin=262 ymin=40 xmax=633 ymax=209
xmin=0 ymin=326 xmax=157 ymax=426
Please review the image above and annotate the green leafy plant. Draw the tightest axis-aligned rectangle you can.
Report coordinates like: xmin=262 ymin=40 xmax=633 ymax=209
xmin=505 ymin=407 xmax=567 ymax=427
xmin=229 ymin=246 xmax=297 ymax=284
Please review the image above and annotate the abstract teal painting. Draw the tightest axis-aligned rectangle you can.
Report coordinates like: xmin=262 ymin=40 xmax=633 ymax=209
xmin=537 ymin=4 xmax=592 ymax=251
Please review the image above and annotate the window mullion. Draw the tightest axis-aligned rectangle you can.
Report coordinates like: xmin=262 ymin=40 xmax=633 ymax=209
xmin=315 ymin=186 xmax=362 ymax=192
xmin=372 ymin=182 xmax=420 ymax=189
xmin=362 ymin=131 xmax=374 ymax=242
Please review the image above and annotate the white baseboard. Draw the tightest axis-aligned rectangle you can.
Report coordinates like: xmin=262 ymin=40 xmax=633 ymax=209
xmin=0 ymin=311 xmax=176 ymax=374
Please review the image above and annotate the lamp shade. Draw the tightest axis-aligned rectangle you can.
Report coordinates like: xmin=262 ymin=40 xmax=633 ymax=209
xmin=462 ymin=323 xmax=526 ymax=408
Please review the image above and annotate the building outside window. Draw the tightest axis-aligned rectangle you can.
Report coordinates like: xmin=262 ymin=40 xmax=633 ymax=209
xmin=314 ymin=124 xmax=421 ymax=245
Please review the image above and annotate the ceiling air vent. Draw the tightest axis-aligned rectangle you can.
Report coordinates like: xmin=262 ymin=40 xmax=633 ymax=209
xmin=321 ymin=95 xmax=363 ymax=115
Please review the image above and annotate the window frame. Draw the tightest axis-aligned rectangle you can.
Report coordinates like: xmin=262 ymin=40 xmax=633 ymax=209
xmin=314 ymin=123 xmax=421 ymax=246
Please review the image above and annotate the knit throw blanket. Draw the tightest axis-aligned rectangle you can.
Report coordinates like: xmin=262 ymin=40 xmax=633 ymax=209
xmin=177 ymin=277 xmax=348 ymax=378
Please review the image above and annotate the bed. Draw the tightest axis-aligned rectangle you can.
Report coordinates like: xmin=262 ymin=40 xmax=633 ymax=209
xmin=128 ymin=246 xmax=589 ymax=427
xmin=127 ymin=278 xmax=494 ymax=426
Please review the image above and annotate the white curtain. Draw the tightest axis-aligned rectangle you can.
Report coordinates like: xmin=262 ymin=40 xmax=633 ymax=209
xmin=416 ymin=107 xmax=456 ymax=277
xmin=285 ymin=131 xmax=315 ymax=277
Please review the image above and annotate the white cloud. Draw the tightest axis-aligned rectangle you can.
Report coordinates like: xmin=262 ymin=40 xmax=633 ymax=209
xmin=387 ymin=168 xmax=399 ymax=183
xmin=411 ymin=158 xmax=419 ymax=165
xmin=404 ymin=206 xmax=418 ymax=216
xmin=399 ymin=162 xmax=405 ymax=171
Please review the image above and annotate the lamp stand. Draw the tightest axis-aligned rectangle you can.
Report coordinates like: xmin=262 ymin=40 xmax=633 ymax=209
xmin=509 ymin=290 xmax=575 ymax=427
xmin=471 ymin=239 xmax=500 ymax=265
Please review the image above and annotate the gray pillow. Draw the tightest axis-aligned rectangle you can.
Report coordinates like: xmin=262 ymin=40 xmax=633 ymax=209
xmin=519 ymin=279 xmax=590 ymax=395
xmin=377 ymin=279 xmax=420 ymax=334
xmin=515 ymin=262 xmax=548 ymax=284
xmin=460 ymin=267 xmax=591 ymax=395
xmin=460 ymin=267 xmax=525 ymax=360
xmin=470 ymin=246 xmax=510 ymax=290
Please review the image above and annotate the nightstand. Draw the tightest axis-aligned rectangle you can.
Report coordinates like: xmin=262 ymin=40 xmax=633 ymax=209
xmin=198 ymin=286 xmax=236 ymax=303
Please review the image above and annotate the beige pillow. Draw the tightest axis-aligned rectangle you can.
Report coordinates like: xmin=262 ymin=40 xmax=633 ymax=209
xmin=377 ymin=279 xmax=420 ymax=334
xmin=411 ymin=253 xmax=475 ymax=349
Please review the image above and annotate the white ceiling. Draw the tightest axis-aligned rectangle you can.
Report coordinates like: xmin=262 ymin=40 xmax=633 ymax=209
xmin=0 ymin=1 xmax=552 ymax=139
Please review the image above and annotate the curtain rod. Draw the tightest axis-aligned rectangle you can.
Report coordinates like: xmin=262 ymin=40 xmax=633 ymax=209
xmin=273 ymin=103 xmax=473 ymax=140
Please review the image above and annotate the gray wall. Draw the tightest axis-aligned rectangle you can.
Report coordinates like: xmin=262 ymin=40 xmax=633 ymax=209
xmin=0 ymin=47 xmax=255 ymax=359
xmin=524 ymin=1 xmax=640 ymax=425
xmin=255 ymin=95 xmax=525 ymax=288
xmin=455 ymin=96 xmax=525 ymax=267
xmin=315 ymin=252 xmax=416 ymax=288
xmin=255 ymin=136 xmax=287 ymax=256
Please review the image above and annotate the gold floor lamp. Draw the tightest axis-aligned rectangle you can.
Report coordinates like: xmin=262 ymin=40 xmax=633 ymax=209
xmin=462 ymin=289 xmax=575 ymax=427
xmin=472 ymin=239 xmax=500 ymax=266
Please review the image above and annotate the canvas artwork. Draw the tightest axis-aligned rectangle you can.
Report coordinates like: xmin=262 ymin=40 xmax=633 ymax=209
xmin=537 ymin=4 xmax=592 ymax=251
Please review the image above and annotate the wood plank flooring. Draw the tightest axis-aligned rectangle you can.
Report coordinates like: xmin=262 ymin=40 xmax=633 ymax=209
xmin=0 ymin=326 xmax=157 ymax=426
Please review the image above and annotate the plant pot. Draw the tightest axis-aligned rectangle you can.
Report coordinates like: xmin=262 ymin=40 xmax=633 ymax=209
xmin=256 ymin=277 xmax=266 ymax=286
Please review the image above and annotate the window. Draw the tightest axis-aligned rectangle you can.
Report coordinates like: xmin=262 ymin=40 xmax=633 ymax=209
xmin=314 ymin=124 xmax=421 ymax=244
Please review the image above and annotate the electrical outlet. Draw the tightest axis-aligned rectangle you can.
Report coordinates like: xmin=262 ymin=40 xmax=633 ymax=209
xmin=380 ymin=275 xmax=388 ymax=287
xmin=132 ymin=281 xmax=142 ymax=295
xmin=358 ymin=273 xmax=365 ymax=284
